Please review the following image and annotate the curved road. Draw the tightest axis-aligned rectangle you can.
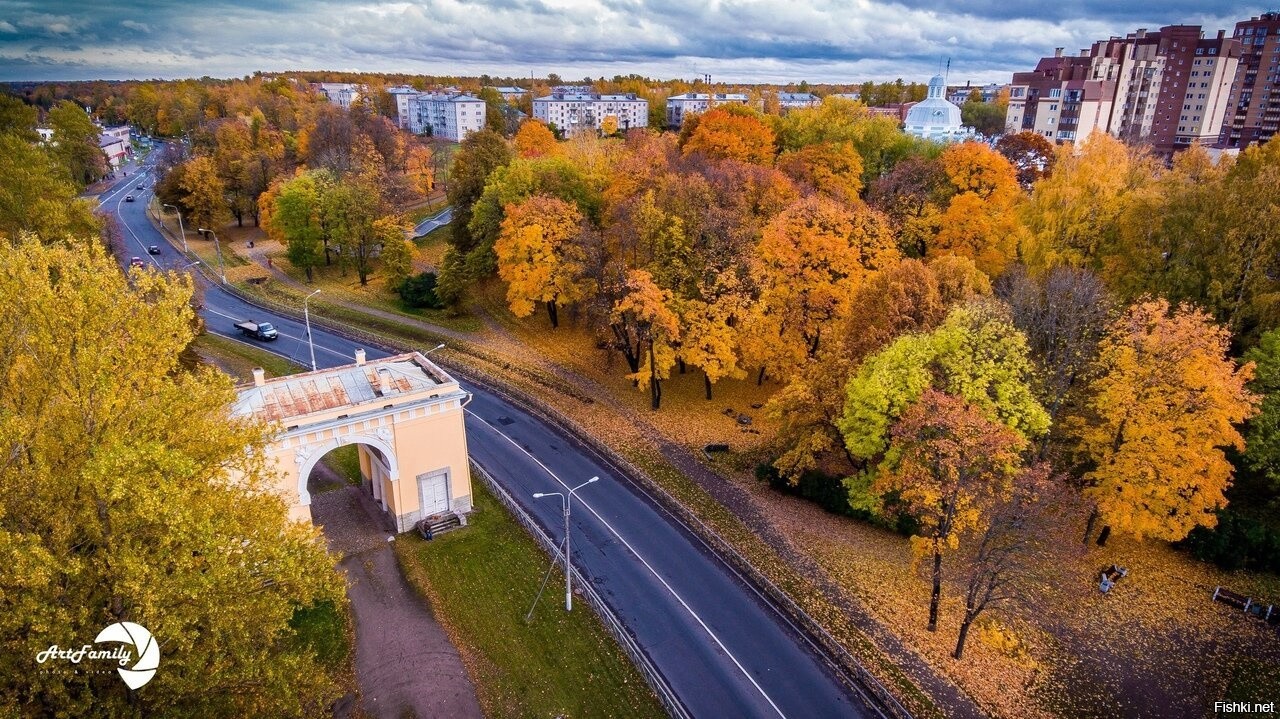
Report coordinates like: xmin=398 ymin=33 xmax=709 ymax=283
xmin=102 ymin=160 xmax=876 ymax=719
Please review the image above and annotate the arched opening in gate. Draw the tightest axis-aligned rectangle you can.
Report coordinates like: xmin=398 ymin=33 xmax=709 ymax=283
xmin=304 ymin=439 xmax=402 ymax=534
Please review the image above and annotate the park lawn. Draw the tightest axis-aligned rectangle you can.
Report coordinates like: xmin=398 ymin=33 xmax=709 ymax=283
xmin=394 ymin=482 xmax=664 ymax=719
xmin=411 ymin=224 xmax=450 ymax=268
xmin=260 ymin=244 xmax=483 ymax=334
xmin=289 ymin=599 xmax=352 ymax=671
xmin=192 ymin=332 xmax=301 ymax=380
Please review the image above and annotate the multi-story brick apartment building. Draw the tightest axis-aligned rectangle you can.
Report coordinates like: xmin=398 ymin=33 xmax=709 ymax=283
xmin=1007 ymin=25 xmax=1240 ymax=155
xmin=1219 ymin=12 xmax=1280 ymax=149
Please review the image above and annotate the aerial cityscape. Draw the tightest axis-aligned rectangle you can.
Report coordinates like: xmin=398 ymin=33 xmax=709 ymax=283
xmin=3 ymin=2 xmax=1280 ymax=718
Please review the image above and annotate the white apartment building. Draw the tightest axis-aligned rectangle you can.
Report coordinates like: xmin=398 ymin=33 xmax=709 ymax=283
xmin=532 ymin=91 xmax=648 ymax=134
xmin=409 ymin=93 xmax=487 ymax=141
xmin=665 ymin=92 xmax=749 ymax=127
xmin=314 ymin=83 xmax=363 ymax=108
xmin=777 ymin=92 xmax=821 ymax=110
xmin=387 ymin=85 xmax=420 ymax=130
xmin=487 ymin=86 xmax=528 ymax=102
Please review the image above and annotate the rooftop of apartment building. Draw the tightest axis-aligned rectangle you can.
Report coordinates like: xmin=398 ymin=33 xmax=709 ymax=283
xmin=535 ymin=91 xmax=644 ymax=102
xmin=668 ymin=92 xmax=749 ymax=101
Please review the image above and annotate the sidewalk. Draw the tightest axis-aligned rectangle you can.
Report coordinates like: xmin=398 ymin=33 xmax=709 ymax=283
xmin=309 ymin=463 xmax=483 ymax=719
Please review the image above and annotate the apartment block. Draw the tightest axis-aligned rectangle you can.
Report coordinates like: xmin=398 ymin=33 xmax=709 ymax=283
xmin=665 ymin=92 xmax=749 ymax=127
xmin=777 ymin=92 xmax=821 ymax=110
xmin=313 ymin=82 xmax=363 ymax=109
xmin=532 ymin=91 xmax=648 ymax=134
xmin=1007 ymin=25 xmax=1239 ymax=154
xmin=1219 ymin=12 xmax=1280 ymax=149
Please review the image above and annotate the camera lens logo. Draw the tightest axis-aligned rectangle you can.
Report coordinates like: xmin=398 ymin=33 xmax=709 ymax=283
xmin=94 ymin=622 xmax=160 ymax=689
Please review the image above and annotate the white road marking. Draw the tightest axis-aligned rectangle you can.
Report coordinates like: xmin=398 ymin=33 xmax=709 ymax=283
xmin=465 ymin=409 xmax=788 ymax=719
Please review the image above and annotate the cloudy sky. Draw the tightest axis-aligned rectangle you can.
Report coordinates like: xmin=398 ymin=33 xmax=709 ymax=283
xmin=0 ymin=1 xmax=1266 ymax=85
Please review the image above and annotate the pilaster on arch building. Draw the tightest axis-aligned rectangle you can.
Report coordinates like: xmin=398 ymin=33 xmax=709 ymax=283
xmin=230 ymin=349 xmax=473 ymax=533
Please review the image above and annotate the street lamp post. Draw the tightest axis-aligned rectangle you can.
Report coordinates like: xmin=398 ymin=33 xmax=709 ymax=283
xmin=533 ymin=476 xmax=599 ymax=611
xmin=163 ymin=203 xmax=188 ymax=252
xmin=424 ymin=343 xmax=446 ymax=356
xmin=304 ymin=289 xmax=321 ymax=372
xmin=197 ymin=228 xmax=226 ymax=283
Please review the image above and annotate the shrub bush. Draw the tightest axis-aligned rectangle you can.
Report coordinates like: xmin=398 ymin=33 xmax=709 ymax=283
xmin=756 ymin=463 xmax=914 ymax=535
xmin=397 ymin=271 xmax=444 ymax=309
xmin=1181 ymin=508 xmax=1280 ymax=574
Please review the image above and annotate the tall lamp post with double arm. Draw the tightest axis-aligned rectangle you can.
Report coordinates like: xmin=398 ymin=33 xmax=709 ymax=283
xmin=533 ymin=476 xmax=599 ymax=611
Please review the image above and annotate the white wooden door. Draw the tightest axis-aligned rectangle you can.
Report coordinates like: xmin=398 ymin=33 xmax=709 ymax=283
xmin=418 ymin=472 xmax=449 ymax=516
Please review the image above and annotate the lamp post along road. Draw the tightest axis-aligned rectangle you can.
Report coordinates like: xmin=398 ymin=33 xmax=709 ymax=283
xmin=163 ymin=203 xmax=188 ymax=252
xmin=304 ymin=289 xmax=321 ymax=372
xmin=534 ymin=476 xmax=598 ymax=611
xmin=197 ymin=228 xmax=226 ymax=283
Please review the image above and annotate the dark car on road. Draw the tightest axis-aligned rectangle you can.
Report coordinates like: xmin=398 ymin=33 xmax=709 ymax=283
xmin=147 ymin=245 xmax=161 ymax=255
xmin=124 ymin=195 xmax=134 ymax=202
xmin=136 ymin=184 xmax=144 ymax=190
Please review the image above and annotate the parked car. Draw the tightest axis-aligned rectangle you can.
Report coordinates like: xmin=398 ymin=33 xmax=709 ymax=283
xmin=129 ymin=257 xmax=145 ymax=269
xmin=124 ymin=195 xmax=134 ymax=202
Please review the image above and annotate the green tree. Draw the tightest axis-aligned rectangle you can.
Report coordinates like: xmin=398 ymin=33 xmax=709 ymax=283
xmin=0 ymin=94 xmax=38 ymax=141
xmin=376 ymin=218 xmax=414 ymax=289
xmin=445 ymin=129 xmax=512 ymax=259
xmin=840 ymin=302 xmax=1050 ymax=466
xmin=1244 ymin=328 xmax=1280 ymax=490
xmin=0 ymin=134 xmax=99 ymax=243
xmin=0 ymin=236 xmax=344 ymax=717
xmin=47 ymin=100 xmax=107 ymax=187
xmin=270 ymin=170 xmax=330 ymax=282
xmin=478 ymin=87 xmax=507 ymax=135
xmin=178 ymin=156 xmax=231 ymax=235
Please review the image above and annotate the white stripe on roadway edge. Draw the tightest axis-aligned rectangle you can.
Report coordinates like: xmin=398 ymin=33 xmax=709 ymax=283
xmin=465 ymin=408 xmax=789 ymax=719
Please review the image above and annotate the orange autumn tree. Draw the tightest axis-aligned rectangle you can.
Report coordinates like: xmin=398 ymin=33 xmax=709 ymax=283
xmin=494 ymin=194 xmax=594 ymax=328
xmin=680 ymin=106 xmax=777 ymax=165
xmin=878 ymin=390 xmax=1026 ymax=632
xmin=931 ymin=142 xmax=1022 ymax=276
xmin=742 ymin=196 xmax=898 ymax=382
xmin=1074 ymin=299 xmax=1259 ymax=544
xmin=404 ymin=143 xmax=435 ymax=195
xmin=513 ymin=119 xmax=559 ymax=159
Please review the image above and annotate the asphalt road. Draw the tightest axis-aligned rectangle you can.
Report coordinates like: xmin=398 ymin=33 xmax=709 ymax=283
xmin=101 ymin=159 xmax=875 ymax=719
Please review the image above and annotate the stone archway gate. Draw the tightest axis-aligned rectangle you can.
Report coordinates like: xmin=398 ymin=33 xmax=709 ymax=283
xmin=231 ymin=349 xmax=473 ymax=532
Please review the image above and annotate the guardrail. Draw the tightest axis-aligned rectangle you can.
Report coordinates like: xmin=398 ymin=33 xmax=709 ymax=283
xmin=152 ymin=211 xmax=913 ymax=719
xmin=470 ymin=461 xmax=692 ymax=719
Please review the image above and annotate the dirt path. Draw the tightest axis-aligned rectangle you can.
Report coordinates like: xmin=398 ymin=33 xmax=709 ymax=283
xmin=309 ymin=465 xmax=483 ymax=719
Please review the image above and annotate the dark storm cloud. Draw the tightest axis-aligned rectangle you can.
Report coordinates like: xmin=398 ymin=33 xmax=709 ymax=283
xmin=0 ymin=0 xmax=1269 ymax=83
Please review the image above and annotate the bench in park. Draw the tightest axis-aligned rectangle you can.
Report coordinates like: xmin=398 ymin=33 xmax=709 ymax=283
xmin=1099 ymin=564 xmax=1128 ymax=593
xmin=1212 ymin=586 xmax=1276 ymax=624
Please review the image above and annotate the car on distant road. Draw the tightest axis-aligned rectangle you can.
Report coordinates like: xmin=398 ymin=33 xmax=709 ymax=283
xmin=129 ymin=257 xmax=145 ymax=269
xmin=136 ymin=184 xmax=144 ymax=190
xmin=124 ymin=195 xmax=134 ymax=202
xmin=147 ymin=245 xmax=161 ymax=255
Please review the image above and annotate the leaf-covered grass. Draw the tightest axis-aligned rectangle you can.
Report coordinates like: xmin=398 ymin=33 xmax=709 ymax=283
xmin=394 ymin=482 xmax=663 ymax=719
xmin=289 ymin=599 xmax=351 ymax=671
xmin=192 ymin=332 xmax=302 ymax=381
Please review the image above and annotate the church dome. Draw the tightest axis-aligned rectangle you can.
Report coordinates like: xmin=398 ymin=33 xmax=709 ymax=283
xmin=903 ymin=74 xmax=970 ymax=142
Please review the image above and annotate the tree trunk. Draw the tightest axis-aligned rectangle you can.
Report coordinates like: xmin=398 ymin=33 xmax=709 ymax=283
xmin=704 ymin=373 xmax=713 ymax=401
xmin=678 ymin=359 xmax=686 ymax=374
xmin=1096 ymin=525 xmax=1112 ymax=547
xmin=954 ymin=611 xmax=977 ymax=659
xmin=757 ymin=366 xmax=767 ymax=386
xmin=809 ymin=331 xmax=821 ymax=357
xmin=1083 ymin=506 xmax=1099 ymax=545
xmin=546 ymin=300 xmax=559 ymax=328
xmin=305 ymin=266 xmax=313 ymax=282
xmin=928 ymin=544 xmax=943 ymax=632
xmin=649 ymin=342 xmax=661 ymax=410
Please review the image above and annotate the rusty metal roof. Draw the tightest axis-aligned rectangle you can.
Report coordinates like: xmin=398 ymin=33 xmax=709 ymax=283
xmin=231 ymin=353 xmax=445 ymax=423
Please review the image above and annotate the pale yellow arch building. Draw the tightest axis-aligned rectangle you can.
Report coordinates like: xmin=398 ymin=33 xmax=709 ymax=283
xmin=231 ymin=349 xmax=473 ymax=533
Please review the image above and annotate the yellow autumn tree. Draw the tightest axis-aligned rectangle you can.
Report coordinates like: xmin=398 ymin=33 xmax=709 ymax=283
xmin=404 ymin=143 xmax=435 ymax=195
xmin=494 ymin=194 xmax=594 ymax=328
xmin=776 ymin=141 xmax=865 ymax=205
xmin=1074 ymin=299 xmax=1259 ymax=543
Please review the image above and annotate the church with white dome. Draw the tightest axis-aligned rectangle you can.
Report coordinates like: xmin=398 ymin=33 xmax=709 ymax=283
xmin=903 ymin=75 xmax=975 ymax=142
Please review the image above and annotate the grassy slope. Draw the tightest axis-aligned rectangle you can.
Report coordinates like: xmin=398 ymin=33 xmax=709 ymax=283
xmin=395 ymin=482 xmax=664 ymax=719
